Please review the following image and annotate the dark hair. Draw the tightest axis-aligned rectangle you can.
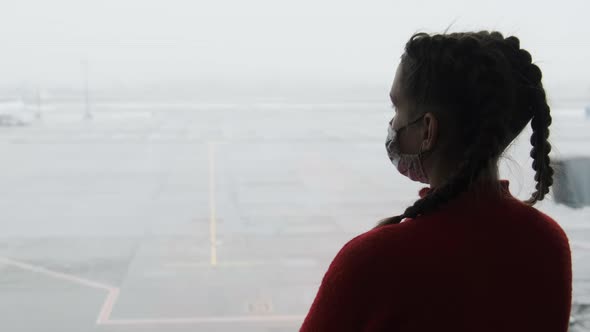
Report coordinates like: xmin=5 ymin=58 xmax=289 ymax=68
xmin=375 ymin=30 xmax=554 ymax=228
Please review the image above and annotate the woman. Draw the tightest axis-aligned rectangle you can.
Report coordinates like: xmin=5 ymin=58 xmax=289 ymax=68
xmin=300 ymin=31 xmax=572 ymax=331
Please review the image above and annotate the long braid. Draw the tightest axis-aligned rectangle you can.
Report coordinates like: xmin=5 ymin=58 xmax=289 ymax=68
xmin=524 ymin=65 xmax=554 ymax=204
xmin=376 ymin=30 xmax=552 ymax=228
xmin=376 ymin=33 xmax=511 ymax=228
xmin=500 ymin=36 xmax=555 ymax=204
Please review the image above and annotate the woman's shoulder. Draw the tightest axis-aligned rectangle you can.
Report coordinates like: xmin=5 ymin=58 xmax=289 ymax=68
xmin=336 ymin=221 xmax=421 ymax=260
xmin=513 ymin=200 xmax=571 ymax=246
xmin=326 ymin=225 xmax=415 ymax=280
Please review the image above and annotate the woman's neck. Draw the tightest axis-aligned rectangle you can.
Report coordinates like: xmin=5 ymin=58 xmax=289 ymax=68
xmin=429 ymin=163 xmax=499 ymax=189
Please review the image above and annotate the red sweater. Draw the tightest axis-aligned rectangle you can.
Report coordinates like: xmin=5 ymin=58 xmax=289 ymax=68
xmin=300 ymin=180 xmax=572 ymax=331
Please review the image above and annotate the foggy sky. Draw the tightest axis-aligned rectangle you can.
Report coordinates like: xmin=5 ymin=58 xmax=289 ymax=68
xmin=1 ymin=0 xmax=589 ymax=103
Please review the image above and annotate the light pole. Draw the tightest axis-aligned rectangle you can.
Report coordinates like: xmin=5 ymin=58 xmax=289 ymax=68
xmin=82 ymin=58 xmax=92 ymax=120
xmin=36 ymin=86 xmax=42 ymax=119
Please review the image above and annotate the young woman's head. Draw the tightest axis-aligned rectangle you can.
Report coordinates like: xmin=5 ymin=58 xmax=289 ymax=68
xmin=377 ymin=30 xmax=553 ymax=227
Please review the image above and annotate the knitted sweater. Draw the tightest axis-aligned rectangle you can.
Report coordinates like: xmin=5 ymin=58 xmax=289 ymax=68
xmin=300 ymin=180 xmax=572 ymax=331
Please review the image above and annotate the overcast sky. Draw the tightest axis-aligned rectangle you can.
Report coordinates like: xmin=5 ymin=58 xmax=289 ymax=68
xmin=1 ymin=0 xmax=589 ymax=103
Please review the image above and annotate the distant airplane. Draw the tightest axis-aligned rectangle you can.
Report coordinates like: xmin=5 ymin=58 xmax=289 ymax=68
xmin=0 ymin=99 xmax=32 ymax=127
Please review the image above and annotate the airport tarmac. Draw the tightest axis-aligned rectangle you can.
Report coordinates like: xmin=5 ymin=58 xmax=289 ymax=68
xmin=0 ymin=103 xmax=588 ymax=331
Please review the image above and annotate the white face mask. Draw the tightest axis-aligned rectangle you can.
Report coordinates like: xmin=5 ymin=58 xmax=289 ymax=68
xmin=385 ymin=115 xmax=429 ymax=184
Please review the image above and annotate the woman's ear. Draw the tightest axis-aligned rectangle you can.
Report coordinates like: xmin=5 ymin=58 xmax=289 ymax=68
xmin=421 ymin=112 xmax=438 ymax=151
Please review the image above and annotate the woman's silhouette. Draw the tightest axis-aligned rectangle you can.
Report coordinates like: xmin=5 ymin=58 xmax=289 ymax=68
xmin=300 ymin=30 xmax=572 ymax=331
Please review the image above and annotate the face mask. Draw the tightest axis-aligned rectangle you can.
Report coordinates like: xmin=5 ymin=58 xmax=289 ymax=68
xmin=385 ymin=114 xmax=429 ymax=184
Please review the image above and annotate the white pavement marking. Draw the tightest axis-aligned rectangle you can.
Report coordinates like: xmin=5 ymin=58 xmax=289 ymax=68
xmin=0 ymin=256 xmax=307 ymax=326
xmin=0 ymin=256 xmax=114 ymax=291
xmin=0 ymin=256 xmax=120 ymax=325
xmin=96 ymin=288 xmax=121 ymax=324
xmin=165 ymin=258 xmax=319 ymax=268
xmin=564 ymin=224 xmax=590 ymax=230
xmin=0 ymin=136 xmax=307 ymax=328
xmin=166 ymin=260 xmax=270 ymax=268
xmin=571 ymin=241 xmax=590 ymax=250
xmin=99 ymin=314 xmax=306 ymax=325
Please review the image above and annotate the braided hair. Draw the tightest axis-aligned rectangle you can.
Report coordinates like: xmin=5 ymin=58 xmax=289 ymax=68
xmin=375 ymin=31 xmax=554 ymax=228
